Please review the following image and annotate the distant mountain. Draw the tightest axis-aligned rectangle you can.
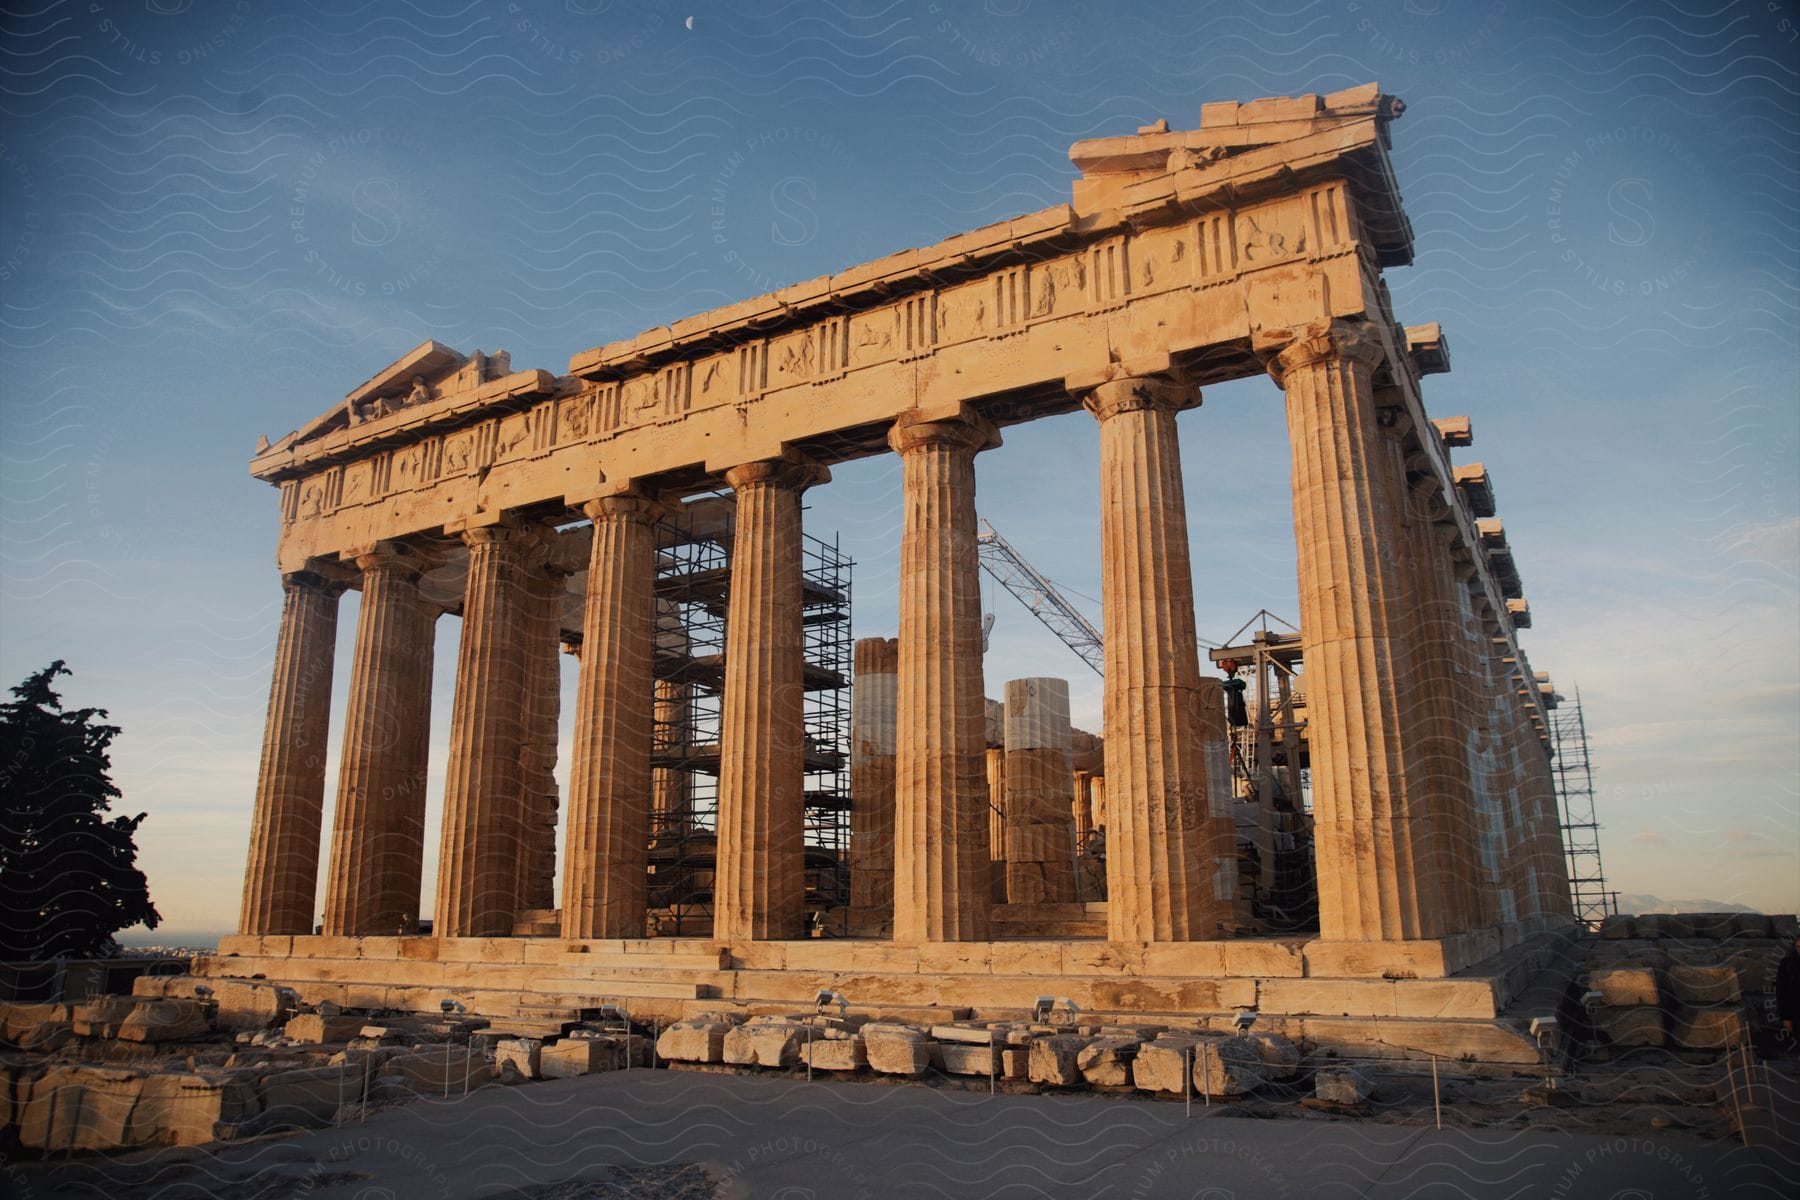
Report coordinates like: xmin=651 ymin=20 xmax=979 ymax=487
xmin=1615 ymin=893 xmax=1756 ymax=915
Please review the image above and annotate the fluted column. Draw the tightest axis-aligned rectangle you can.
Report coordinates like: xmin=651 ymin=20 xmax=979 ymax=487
xmin=652 ymin=680 xmax=693 ymax=838
xmin=436 ymin=526 xmax=532 ymax=938
xmin=561 ymin=495 xmax=661 ymax=940
xmin=516 ymin=556 xmax=567 ymax=913
xmin=1080 ymin=375 xmax=1234 ymax=942
xmin=240 ymin=572 xmax=343 ymax=935
xmin=1268 ymin=318 xmax=1432 ymax=942
xmin=890 ymin=408 xmax=996 ymax=943
xmin=323 ymin=544 xmax=436 ymax=936
xmin=849 ymin=636 xmax=898 ymax=931
xmin=1003 ymin=677 xmax=1078 ymax=905
xmin=715 ymin=455 xmax=827 ymax=942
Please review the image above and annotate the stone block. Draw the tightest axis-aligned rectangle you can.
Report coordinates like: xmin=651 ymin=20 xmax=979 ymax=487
xmin=495 ymin=1038 xmax=543 ymax=1080
xmin=1728 ymin=912 xmax=1772 ymax=939
xmin=1668 ymin=1007 xmax=1743 ymax=1050
xmin=17 ymin=1020 xmax=74 ymax=1053
xmin=21 ymin=1066 xmax=144 ymax=1150
xmin=1193 ymin=1037 xmax=1265 ymax=1097
xmin=117 ymin=999 xmax=210 ymax=1043
xmin=71 ymin=996 xmax=139 ymax=1038
xmin=284 ymin=1013 xmax=366 ymax=1043
xmin=1314 ymin=1067 xmax=1373 ymax=1105
xmin=379 ymin=1048 xmax=490 ymax=1093
xmin=864 ymin=1029 xmax=935 ymax=1076
xmin=1590 ymin=967 xmax=1659 ymax=1007
xmin=1027 ymin=1035 xmax=1087 ymax=1087
xmin=1687 ymin=913 xmax=1738 ymax=940
xmin=1076 ymin=1035 xmax=1141 ymax=1087
xmin=939 ymin=1042 xmax=1001 ymax=1076
xmin=656 ymin=1020 xmax=730 ymax=1064
xmin=1665 ymin=966 xmax=1741 ymax=1007
xmin=133 ymin=1072 xmax=259 ymax=1146
xmin=258 ymin=1066 xmax=360 ymax=1127
xmin=1132 ymin=1036 xmax=1199 ymax=1096
xmin=1599 ymin=916 xmax=1635 ymax=939
xmin=541 ymin=1037 xmax=628 ymax=1077
xmin=208 ymin=979 xmax=293 ymax=1030
xmin=723 ymin=1021 xmax=803 ymax=1068
xmin=1594 ymin=1005 xmax=1664 ymax=1048
xmin=1770 ymin=914 xmax=1798 ymax=940
xmin=1 ymin=1002 xmax=69 ymax=1042
xmin=801 ymin=1036 xmax=866 ymax=1072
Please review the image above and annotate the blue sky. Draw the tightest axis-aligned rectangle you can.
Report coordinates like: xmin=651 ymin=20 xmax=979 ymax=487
xmin=1 ymin=0 xmax=1794 ymax=937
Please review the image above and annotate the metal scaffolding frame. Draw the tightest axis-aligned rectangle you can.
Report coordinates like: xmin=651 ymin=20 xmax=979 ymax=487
xmin=643 ymin=494 xmax=853 ymax=935
xmin=1549 ymin=687 xmax=1616 ymax=927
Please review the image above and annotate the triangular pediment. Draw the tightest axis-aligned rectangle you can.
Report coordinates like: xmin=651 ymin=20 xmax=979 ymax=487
xmin=286 ymin=339 xmax=518 ymax=450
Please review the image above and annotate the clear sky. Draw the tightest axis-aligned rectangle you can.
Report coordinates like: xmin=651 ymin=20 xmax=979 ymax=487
xmin=1 ymin=0 xmax=1794 ymax=940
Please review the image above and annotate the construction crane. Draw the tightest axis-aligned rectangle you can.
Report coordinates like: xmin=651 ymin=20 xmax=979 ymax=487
xmin=975 ymin=518 xmax=1105 ymax=676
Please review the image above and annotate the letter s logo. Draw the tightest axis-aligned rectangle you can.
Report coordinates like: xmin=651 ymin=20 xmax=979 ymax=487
xmin=768 ymin=176 xmax=818 ymax=247
xmin=1605 ymin=178 xmax=1655 ymax=248
xmin=350 ymin=178 xmax=401 ymax=248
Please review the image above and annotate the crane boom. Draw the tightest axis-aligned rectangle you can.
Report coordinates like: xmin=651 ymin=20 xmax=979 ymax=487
xmin=975 ymin=518 xmax=1105 ymax=676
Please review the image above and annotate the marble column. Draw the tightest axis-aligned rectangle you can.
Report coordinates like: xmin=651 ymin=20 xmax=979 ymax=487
xmin=436 ymin=526 xmax=532 ymax=938
xmin=1080 ymin=374 xmax=1233 ymax=942
xmin=1268 ymin=319 xmax=1433 ymax=943
xmin=561 ymin=494 xmax=661 ymax=940
xmin=890 ymin=408 xmax=996 ymax=943
xmin=652 ymin=679 xmax=693 ymax=838
xmin=516 ymin=557 xmax=567 ymax=913
xmin=322 ymin=544 xmax=436 ymax=936
xmin=1002 ymin=677 xmax=1078 ymax=905
xmin=240 ymin=572 xmax=342 ymax=936
xmin=714 ymin=455 xmax=827 ymax=942
xmin=849 ymin=636 xmax=898 ymax=929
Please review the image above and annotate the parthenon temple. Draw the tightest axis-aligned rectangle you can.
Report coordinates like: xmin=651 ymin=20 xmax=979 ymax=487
xmin=214 ymin=85 xmax=1577 ymax=1060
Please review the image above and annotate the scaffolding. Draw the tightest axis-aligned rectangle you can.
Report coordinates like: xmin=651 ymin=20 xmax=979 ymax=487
xmin=1209 ymin=611 xmax=1317 ymax=933
xmin=644 ymin=494 xmax=852 ymax=935
xmin=1550 ymin=687 xmax=1616 ymax=927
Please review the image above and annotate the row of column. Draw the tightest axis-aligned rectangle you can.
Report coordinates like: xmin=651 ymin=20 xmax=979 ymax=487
xmin=243 ymin=317 xmax=1567 ymax=945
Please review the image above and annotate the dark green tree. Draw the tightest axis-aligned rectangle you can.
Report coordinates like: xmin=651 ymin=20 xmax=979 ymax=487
xmin=0 ymin=661 xmax=159 ymax=959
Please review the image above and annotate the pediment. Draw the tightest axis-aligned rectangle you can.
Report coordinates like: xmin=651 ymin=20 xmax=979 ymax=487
xmin=284 ymin=339 xmax=515 ymax=451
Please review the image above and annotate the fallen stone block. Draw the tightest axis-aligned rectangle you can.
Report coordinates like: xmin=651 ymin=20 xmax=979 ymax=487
xmin=117 ymin=999 xmax=210 ymax=1043
xmin=540 ymin=1036 xmax=634 ymax=1078
xmin=863 ymin=1028 xmax=935 ymax=1076
xmin=133 ymin=1072 xmax=259 ymax=1147
xmin=17 ymin=1021 xmax=74 ymax=1053
xmin=656 ymin=1020 xmax=731 ymax=1064
xmin=1668 ymin=1007 xmax=1743 ymax=1050
xmin=1 ymin=1002 xmax=70 ymax=1043
xmin=800 ymin=1036 xmax=866 ymax=1072
xmin=71 ymin=997 xmax=139 ymax=1039
xmin=1027 ymin=1035 xmax=1087 ymax=1087
xmin=258 ymin=1066 xmax=361 ymax=1127
xmin=21 ymin=1066 xmax=144 ymax=1151
xmin=206 ymin=980 xmax=293 ymax=1031
xmin=939 ymin=1041 xmax=1001 ymax=1077
xmin=1594 ymin=1005 xmax=1664 ymax=1048
xmin=1314 ymin=1067 xmax=1373 ymax=1105
xmin=1664 ymin=966 xmax=1741 ymax=1007
xmin=379 ymin=1048 xmax=491 ymax=1093
xmin=1132 ymin=1036 xmax=1200 ymax=1096
xmin=1599 ymin=915 xmax=1636 ymax=940
xmin=284 ymin=1013 xmax=367 ymax=1044
xmin=723 ymin=1021 xmax=803 ymax=1068
xmin=1193 ymin=1037 xmax=1265 ymax=1097
xmin=494 ymin=1038 xmax=543 ymax=1080
xmin=1076 ymin=1035 xmax=1142 ymax=1088
xmin=1589 ymin=967 xmax=1659 ymax=1007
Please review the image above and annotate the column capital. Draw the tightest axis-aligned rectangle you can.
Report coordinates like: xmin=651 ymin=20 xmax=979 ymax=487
xmin=1261 ymin=318 xmax=1386 ymax=388
xmin=723 ymin=451 xmax=830 ymax=493
xmin=1076 ymin=374 xmax=1200 ymax=423
xmin=281 ymin=569 xmax=348 ymax=598
xmin=350 ymin=540 xmax=429 ymax=579
xmin=459 ymin=522 xmax=525 ymax=549
xmin=887 ymin=406 xmax=1000 ymax=457
xmin=580 ymin=492 xmax=665 ymax=526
